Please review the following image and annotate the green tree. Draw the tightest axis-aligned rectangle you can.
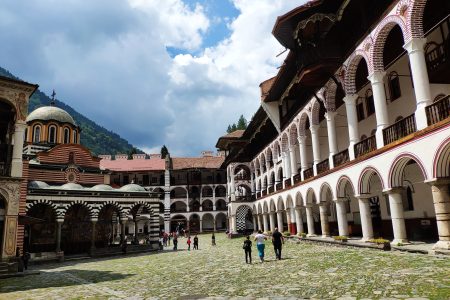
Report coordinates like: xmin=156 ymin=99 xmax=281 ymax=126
xmin=227 ymin=124 xmax=232 ymax=133
xmin=236 ymin=115 xmax=247 ymax=130
xmin=128 ymin=147 xmax=138 ymax=159
xmin=161 ymin=145 xmax=169 ymax=158
xmin=231 ymin=124 xmax=237 ymax=132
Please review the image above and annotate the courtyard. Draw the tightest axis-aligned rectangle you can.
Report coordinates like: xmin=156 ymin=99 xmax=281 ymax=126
xmin=0 ymin=234 xmax=449 ymax=299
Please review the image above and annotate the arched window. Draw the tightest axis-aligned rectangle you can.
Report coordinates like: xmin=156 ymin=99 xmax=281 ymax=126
xmin=73 ymin=130 xmax=77 ymax=144
xmin=64 ymin=128 xmax=70 ymax=144
xmin=356 ymin=97 xmax=365 ymax=122
xmin=365 ymin=89 xmax=375 ymax=116
xmin=33 ymin=125 xmax=41 ymax=143
xmin=68 ymin=152 xmax=74 ymax=164
xmin=48 ymin=126 xmax=57 ymax=143
xmin=388 ymin=71 xmax=401 ymax=101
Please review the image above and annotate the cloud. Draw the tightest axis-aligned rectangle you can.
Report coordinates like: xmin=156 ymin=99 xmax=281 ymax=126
xmin=0 ymin=0 xmax=305 ymax=156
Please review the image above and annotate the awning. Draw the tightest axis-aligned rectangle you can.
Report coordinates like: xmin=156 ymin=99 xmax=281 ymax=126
xmin=18 ymin=215 xmax=46 ymax=225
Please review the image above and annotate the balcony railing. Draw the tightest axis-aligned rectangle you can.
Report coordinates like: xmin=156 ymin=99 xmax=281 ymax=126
xmin=293 ymin=173 xmax=301 ymax=184
xmin=255 ymin=192 xmax=260 ymax=199
xmin=333 ymin=149 xmax=349 ymax=167
xmin=235 ymin=174 xmax=250 ymax=181
xmin=284 ymin=178 xmax=292 ymax=188
xmin=354 ymin=135 xmax=377 ymax=158
xmin=383 ymin=113 xmax=417 ymax=145
xmin=426 ymin=95 xmax=450 ymax=125
xmin=316 ymin=158 xmax=330 ymax=174
xmin=268 ymin=186 xmax=274 ymax=194
xmin=261 ymin=190 xmax=267 ymax=197
xmin=303 ymin=167 xmax=314 ymax=180
xmin=275 ymin=182 xmax=282 ymax=190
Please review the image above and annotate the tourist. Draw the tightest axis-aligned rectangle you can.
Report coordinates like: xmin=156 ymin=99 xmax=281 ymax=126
xmin=168 ymin=233 xmax=171 ymax=246
xmin=254 ymin=230 xmax=267 ymax=262
xmin=173 ymin=233 xmax=178 ymax=250
xmin=122 ymin=236 xmax=128 ymax=254
xmin=193 ymin=235 xmax=199 ymax=250
xmin=23 ymin=251 xmax=30 ymax=270
xmin=272 ymin=227 xmax=284 ymax=260
xmin=242 ymin=236 xmax=252 ymax=264
xmin=211 ymin=233 xmax=216 ymax=246
xmin=187 ymin=236 xmax=192 ymax=251
xmin=159 ymin=235 xmax=164 ymax=250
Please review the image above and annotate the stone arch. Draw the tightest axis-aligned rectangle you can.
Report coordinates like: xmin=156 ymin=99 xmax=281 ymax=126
xmin=266 ymin=147 xmax=274 ymax=167
xmin=324 ymin=79 xmax=338 ymax=112
xmin=298 ymin=112 xmax=310 ymax=137
xmin=336 ymin=175 xmax=356 ymax=198
xmin=289 ymin=123 xmax=298 ymax=146
xmin=235 ymin=205 xmax=253 ymax=232
xmin=257 ymin=202 xmax=263 ymax=214
xmin=201 ymin=186 xmax=213 ymax=198
xmin=201 ymin=199 xmax=214 ymax=211
xmin=170 ymin=186 xmax=188 ymax=197
xmin=433 ymin=137 xmax=450 ymax=178
xmin=286 ymin=194 xmax=294 ymax=209
xmin=372 ymin=15 xmax=410 ymax=72
xmin=281 ymin=133 xmax=289 ymax=152
xmin=63 ymin=201 xmax=93 ymax=219
xmin=310 ymin=98 xmax=322 ymax=126
xmin=305 ymin=188 xmax=317 ymax=205
xmin=295 ymin=191 xmax=304 ymax=207
xmin=215 ymin=212 xmax=227 ymax=230
xmin=130 ymin=201 xmax=155 ymax=216
xmin=170 ymin=201 xmax=187 ymax=213
xmin=26 ymin=199 xmax=61 ymax=219
xmin=269 ymin=198 xmax=276 ymax=212
xmin=319 ymin=182 xmax=334 ymax=203
xmin=344 ymin=50 xmax=372 ymax=95
xmin=272 ymin=141 xmax=280 ymax=158
xmin=263 ymin=201 xmax=269 ymax=214
xmin=277 ymin=196 xmax=285 ymax=211
xmin=358 ymin=166 xmax=385 ymax=195
xmin=97 ymin=202 xmax=124 ymax=219
xmin=389 ymin=153 xmax=428 ymax=188
xmin=409 ymin=0 xmax=427 ymax=39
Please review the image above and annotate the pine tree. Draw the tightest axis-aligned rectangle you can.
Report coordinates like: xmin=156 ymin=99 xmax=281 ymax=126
xmin=161 ymin=145 xmax=169 ymax=158
xmin=227 ymin=124 xmax=232 ymax=133
xmin=237 ymin=115 xmax=247 ymax=130
xmin=231 ymin=124 xmax=237 ymax=131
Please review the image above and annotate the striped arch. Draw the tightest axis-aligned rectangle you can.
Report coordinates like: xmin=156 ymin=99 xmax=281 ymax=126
xmin=305 ymin=188 xmax=317 ymax=205
xmin=344 ymin=50 xmax=372 ymax=95
xmin=433 ymin=137 xmax=450 ymax=178
xmin=129 ymin=201 xmax=156 ymax=216
xmin=409 ymin=0 xmax=427 ymax=39
xmin=97 ymin=201 xmax=125 ymax=219
xmin=298 ymin=112 xmax=310 ymax=137
xmin=266 ymin=147 xmax=273 ymax=164
xmin=324 ymin=79 xmax=338 ymax=112
xmin=63 ymin=201 xmax=94 ymax=219
xmin=388 ymin=152 xmax=428 ymax=188
xmin=26 ymin=199 xmax=63 ymax=219
xmin=281 ymin=133 xmax=289 ymax=152
xmin=310 ymin=98 xmax=322 ymax=125
xmin=358 ymin=166 xmax=385 ymax=195
xmin=272 ymin=141 xmax=280 ymax=158
xmin=372 ymin=15 xmax=410 ymax=72
xmin=336 ymin=175 xmax=356 ymax=198
xmin=319 ymin=182 xmax=334 ymax=203
xmin=289 ymin=123 xmax=298 ymax=146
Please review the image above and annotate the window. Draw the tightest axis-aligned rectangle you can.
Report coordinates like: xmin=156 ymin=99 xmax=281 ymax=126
xmin=33 ymin=125 xmax=41 ymax=143
xmin=68 ymin=152 xmax=74 ymax=164
xmin=365 ymin=89 xmax=375 ymax=116
xmin=151 ymin=176 xmax=157 ymax=183
xmin=356 ymin=97 xmax=365 ymax=122
xmin=63 ymin=128 xmax=70 ymax=144
xmin=402 ymin=186 xmax=414 ymax=211
xmin=48 ymin=126 xmax=57 ymax=143
xmin=143 ymin=175 xmax=149 ymax=185
xmin=73 ymin=130 xmax=78 ymax=144
xmin=388 ymin=72 xmax=401 ymax=101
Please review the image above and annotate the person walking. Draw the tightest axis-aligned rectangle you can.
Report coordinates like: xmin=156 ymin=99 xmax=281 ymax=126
xmin=272 ymin=227 xmax=284 ymax=260
xmin=187 ymin=236 xmax=192 ymax=251
xmin=193 ymin=235 xmax=199 ymax=250
xmin=211 ymin=233 xmax=216 ymax=246
xmin=242 ymin=236 xmax=252 ymax=264
xmin=254 ymin=230 xmax=267 ymax=262
xmin=173 ymin=233 xmax=178 ymax=250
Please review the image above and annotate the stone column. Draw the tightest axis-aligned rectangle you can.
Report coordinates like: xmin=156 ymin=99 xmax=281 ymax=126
xmin=404 ymin=38 xmax=432 ymax=130
xmin=91 ymin=219 xmax=97 ymax=252
xmin=319 ymin=204 xmax=330 ymax=237
xmin=134 ymin=219 xmax=139 ymax=243
xmin=343 ymin=94 xmax=360 ymax=160
xmin=230 ymin=215 xmax=237 ymax=233
xmin=11 ymin=121 xmax=27 ymax=177
xmin=310 ymin=125 xmax=321 ymax=175
xmin=386 ymin=188 xmax=408 ymax=244
xmin=358 ymin=196 xmax=374 ymax=241
xmin=199 ymin=220 xmax=203 ymax=233
xmin=286 ymin=209 xmax=292 ymax=234
xmin=298 ymin=135 xmax=308 ymax=180
xmin=276 ymin=211 xmax=284 ymax=232
xmin=120 ymin=219 xmax=128 ymax=244
xmin=430 ymin=180 xmax=450 ymax=250
xmin=368 ymin=71 xmax=389 ymax=148
xmin=253 ymin=216 xmax=258 ymax=232
xmin=257 ymin=215 xmax=263 ymax=232
xmin=263 ymin=214 xmax=269 ymax=233
xmin=269 ymin=212 xmax=276 ymax=232
xmin=56 ymin=219 xmax=64 ymax=253
xmin=325 ymin=111 xmax=338 ymax=168
xmin=289 ymin=146 xmax=298 ymax=181
xmin=294 ymin=208 xmax=304 ymax=234
xmin=305 ymin=205 xmax=315 ymax=236
xmin=335 ymin=199 xmax=349 ymax=237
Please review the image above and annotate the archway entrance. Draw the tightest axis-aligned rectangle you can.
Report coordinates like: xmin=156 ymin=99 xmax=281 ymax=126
xmin=62 ymin=204 xmax=92 ymax=255
xmin=170 ymin=215 xmax=187 ymax=233
xmin=97 ymin=205 xmax=120 ymax=247
xmin=236 ymin=205 xmax=253 ymax=234
xmin=189 ymin=214 xmax=200 ymax=233
xmin=26 ymin=203 xmax=56 ymax=253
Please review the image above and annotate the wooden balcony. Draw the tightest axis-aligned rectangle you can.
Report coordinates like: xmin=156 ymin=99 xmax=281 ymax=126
xmin=333 ymin=149 xmax=349 ymax=167
xmin=316 ymin=158 xmax=330 ymax=174
xmin=426 ymin=95 xmax=450 ymax=125
xmin=354 ymin=135 xmax=377 ymax=158
xmin=425 ymin=16 xmax=450 ymax=84
xmin=303 ymin=167 xmax=314 ymax=180
xmin=383 ymin=113 xmax=417 ymax=145
xmin=293 ymin=173 xmax=301 ymax=184
xmin=275 ymin=182 xmax=282 ymax=190
xmin=284 ymin=178 xmax=292 ymax=188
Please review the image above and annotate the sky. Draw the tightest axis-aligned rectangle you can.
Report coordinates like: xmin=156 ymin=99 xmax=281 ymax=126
xmin=0 ymin=0 xmax=305 ymax=156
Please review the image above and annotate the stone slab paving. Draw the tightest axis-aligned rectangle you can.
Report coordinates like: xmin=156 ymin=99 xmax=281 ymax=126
xmin=0 ymin=234 xmax=449 ymax=299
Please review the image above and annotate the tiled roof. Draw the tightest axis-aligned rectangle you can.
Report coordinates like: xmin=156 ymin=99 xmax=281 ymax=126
xmin=221 ymin=130 xmax=245 ymax=139
xmin=259 ymin=77 xmax=276 ymax=101
xmin=100 ymin=158 xmax=165 ymax=171
xmin=172 ymin=156 xmax=224 ymax=170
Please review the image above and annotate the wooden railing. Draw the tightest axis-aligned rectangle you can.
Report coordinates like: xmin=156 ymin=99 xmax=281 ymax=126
xmin=426 ymin=95 xmax=450 ymax=125
xmin=268 ymin=186 xmax=274 ymax=194
xmin=316 ymin=158 xmax=330 ymax=174
xmin=425 ymin=39 xmax=449 ymax=73
xmin=293 ymin=173 xmax=301 ymax=184
xmin=303 ymin=167 xmax=314 ymax=180
xmin=284 ymin=178 xmax=292 ymax=188
xmin=333 ymin=149 xmax=349 ymax=167
xmin=275 ymin=182 xmax=282 ymax=190
xmin=354 ymin=135 xmax=377 ymax=158
xmin=383 ymin=113 xmax=417 ymax=145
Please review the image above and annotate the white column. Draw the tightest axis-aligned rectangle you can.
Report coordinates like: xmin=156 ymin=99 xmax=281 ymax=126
xmin=335 ymin=199 xmax=349 ymax=237
xmin=358 ymin=197 xmax=374 ymax=241
xmin=298 ymin=135 xmax=308 ymax=180
xmin=276 ymin=211 xmax=284 ymax=232
xmin=231 ymin=215 xmax=237 ymax=233
xmin=230 ymin=172 xmax=236 ymax=202
xmin=368 ymin=71 xmax=389 ymax=148
xmin=253 ymin=216 xmax=258 ymax=232
xmin=294 ymin=208 xmax=304 ymax=234
xmin=386 ymin=188 xmax=408 ymax=244
xmin=289 ymin=145 xmax=298 ymax=178
xmin=343 ymin=94 xmax=360 ymax=160
xmin=403 ymin=38 xmax=432 ymax=130
xmin=11 ymin=121 xmax=27 ymax=177
xmin=305 ymin=205 xmax=316 ymax=236
xmin=319 ymin=204 xmax=330 ymax=237
xmin=325 ymin=111 xmax=338 ymax=168
xmin=284 ymin=152 xmax=291 ymax=179
xmin=199 ymin=220 xmax=203 ymax=233
xmin=310 ymin=125 xmax=321 ymax=167
xmin=263 ymin=214 xmax=269 ymax=232
xmin=257 ymin=214 xmax=263 ymax=232
xmin=430 ymin=180 xmax=450 ymax=250
xmin=269 ymin=212 xmax=276 ymax=232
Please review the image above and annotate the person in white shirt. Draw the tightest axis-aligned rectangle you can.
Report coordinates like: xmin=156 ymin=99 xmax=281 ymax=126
xmin=254 ymin=230 xmax=267 ymax=262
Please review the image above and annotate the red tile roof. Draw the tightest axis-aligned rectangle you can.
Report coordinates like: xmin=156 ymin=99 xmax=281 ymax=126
xmin=221 ymin=130 xmax=245 ymax=139
xmin=172 ymin=156 xmax=224 ymax=170
xmin=100 ymin=158 xmax=165 ymax=172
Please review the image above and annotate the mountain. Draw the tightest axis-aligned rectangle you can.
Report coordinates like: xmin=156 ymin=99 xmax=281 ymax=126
xmin=0 ymin=67 xmax=140 ymax=156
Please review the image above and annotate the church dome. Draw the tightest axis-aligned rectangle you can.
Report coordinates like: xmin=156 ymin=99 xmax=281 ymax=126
xmin=119 ymin=184 xmax=146 ymax=192
xmin=26 ymin=106 xmax=76 ymax=126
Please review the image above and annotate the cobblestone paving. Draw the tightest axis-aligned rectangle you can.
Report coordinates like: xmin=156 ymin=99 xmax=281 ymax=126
xmin=0 ymin=234 xmax=449 ymax=299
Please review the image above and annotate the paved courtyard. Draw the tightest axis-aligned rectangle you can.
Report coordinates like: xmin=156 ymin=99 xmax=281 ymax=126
xmin=0 ymin=234 xmax=449 ymax=299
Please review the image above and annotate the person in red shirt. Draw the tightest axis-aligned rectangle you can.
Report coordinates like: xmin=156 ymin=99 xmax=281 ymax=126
xmin=187 ymin=236 xmax=192 ymax=251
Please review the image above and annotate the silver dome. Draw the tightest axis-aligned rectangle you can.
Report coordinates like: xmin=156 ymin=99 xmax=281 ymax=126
xmin=26 ymin=106 xmax=76 ymax=126
xmin=119 ymin=184 xmax=146 ymax=192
